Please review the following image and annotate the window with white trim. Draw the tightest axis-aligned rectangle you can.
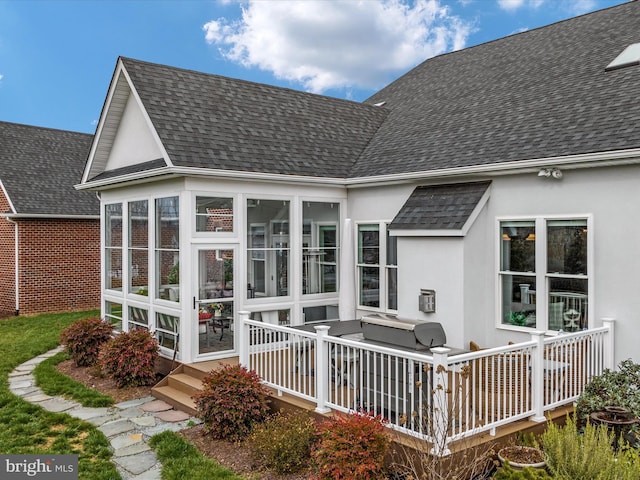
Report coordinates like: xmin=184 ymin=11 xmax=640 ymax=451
xmin=357 ymin=223 xmax=397 ymax=312
xmin=500 ymin=217 xmax=589 ymax=331
xmin=105 ymin=203 xmax=123 ymax=291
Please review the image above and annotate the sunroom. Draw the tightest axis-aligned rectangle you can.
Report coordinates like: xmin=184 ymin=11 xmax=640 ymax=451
xmin=101 ymin=178 xmax=346 ymax=365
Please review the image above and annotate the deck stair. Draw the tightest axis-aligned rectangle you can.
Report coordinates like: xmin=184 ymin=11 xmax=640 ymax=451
xmin=152 ymin=358 xmax=238 ymax=415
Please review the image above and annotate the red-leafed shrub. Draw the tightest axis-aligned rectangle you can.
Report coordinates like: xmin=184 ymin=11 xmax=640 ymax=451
xmin=311 ymin=411 xmax=390 ymax=480
xmin=60 ymin=317 xmax=114 ymax=367
xmin=193 ymin=364 xmax=270 ymax=441
xmin=99 ymin=329 xmax=159 ymax=388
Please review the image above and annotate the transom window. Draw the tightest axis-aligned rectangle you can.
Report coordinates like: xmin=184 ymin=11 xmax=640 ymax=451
xmin=195 ymin=196 xmax=233 ymax=233
xmin=499 ymin=217 xmax=589 ymax=331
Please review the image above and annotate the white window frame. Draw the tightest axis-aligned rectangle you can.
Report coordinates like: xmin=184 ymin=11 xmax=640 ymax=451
xmin=356 ymin=221 xmax=397 ymax=313
xmin=496 ymin=214 xmax=593 ymax=333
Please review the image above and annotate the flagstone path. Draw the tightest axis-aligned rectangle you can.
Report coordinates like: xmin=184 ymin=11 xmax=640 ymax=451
xmin=8 ymin=346 xmax=200 ymax=479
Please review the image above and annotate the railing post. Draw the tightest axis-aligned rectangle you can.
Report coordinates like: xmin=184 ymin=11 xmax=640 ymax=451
xmin=530 ymin=331 xmax=546 ymax=423
xmin=314 ymin=326 xmax=331 ymax=414
xmin=238 ymin=311 xmax=250 ymax=368
xmin=602 ymin=318 xmax=616 ymax=370
xmin=430 ymin=347 xmax=451 ymax=457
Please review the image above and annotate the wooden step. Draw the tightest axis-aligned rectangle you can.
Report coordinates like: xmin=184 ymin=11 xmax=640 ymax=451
xmin=168 ymin=372 xmax=203 ymax=393
xmin=152 ymin=385 xmax=198 ymax=416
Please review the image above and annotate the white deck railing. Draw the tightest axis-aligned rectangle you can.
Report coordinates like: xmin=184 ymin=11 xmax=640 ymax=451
xmin=237 ymin=313 xmax=614 ymax=456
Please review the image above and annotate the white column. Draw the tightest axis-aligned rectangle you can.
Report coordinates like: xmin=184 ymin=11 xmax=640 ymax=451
xmin=314 ymin=325 xmax=331 ymax=414
xmin=601 ymin=318 xmax=616 ymax=370
xmin=430 ymin=347 xmax=451 ymax=457
xmin=238 ymin=311 xmax=250 ymax=368
xmin=529 ymin=331 xmax=546 ymax=423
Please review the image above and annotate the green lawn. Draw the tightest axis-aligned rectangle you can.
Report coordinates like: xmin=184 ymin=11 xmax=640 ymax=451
xmin=0 ymin=311 xmax=241 ymax=480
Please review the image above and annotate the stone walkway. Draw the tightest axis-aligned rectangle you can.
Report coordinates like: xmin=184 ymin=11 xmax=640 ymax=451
xmin=8 ymin=346 xmax=201 ymax=480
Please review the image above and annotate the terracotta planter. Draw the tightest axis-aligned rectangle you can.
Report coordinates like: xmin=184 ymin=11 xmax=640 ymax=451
xmin=498 ymin=446 xmax=546 ymax=470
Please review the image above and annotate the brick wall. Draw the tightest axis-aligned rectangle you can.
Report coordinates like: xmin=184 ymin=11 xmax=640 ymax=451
xmin=0 ymin=190 xmax=16 ymax=317
xmin=16 ymin=218 xmax=100 ymax=315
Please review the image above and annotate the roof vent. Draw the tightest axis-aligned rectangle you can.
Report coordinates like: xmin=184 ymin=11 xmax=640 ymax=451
xmin=605 ymin=43 xmax=640 ymax=71
xmin=373 ymin=101 xmax=386 ymax=107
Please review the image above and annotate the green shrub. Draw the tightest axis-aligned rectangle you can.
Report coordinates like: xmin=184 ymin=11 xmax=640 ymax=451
xmin=193 ymin=364 xmax=270 ymax=441
xmin=540 ymin=415 xmax=640 ymax=480
xmin=250 ymin=409 xmax=316 ymax=474
xmin=60 ymin=317 xmax=113 ymax=367
xmin=493 ymin=463 xmax=552 ymax=479
xmin=99 ymin=329 xmax=159 ymax=388
xmin=575 ymin=359 xmax=640 ymax=426
xmin=311 ymin=411 xmax=390 ymax=480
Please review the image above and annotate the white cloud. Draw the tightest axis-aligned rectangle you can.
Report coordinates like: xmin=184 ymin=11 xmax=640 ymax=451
xmin=498 ymin=0 xmax=596 ymax=13
xmin=0 ymin=73 xmax=3 ymax=81
xmin=497 ymin=0 xmax=526 ymax=10
xmin=203 ymin=0 xmax=472 ymax=94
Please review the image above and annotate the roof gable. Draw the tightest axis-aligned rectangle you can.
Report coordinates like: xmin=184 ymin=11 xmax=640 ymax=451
xmin=0 ymin=121 xmax=98 ymax=216
xmin=114 ymin=57 xmax=387 ymax=179
xmin=83 ymin=63 xmax=169 ymax=182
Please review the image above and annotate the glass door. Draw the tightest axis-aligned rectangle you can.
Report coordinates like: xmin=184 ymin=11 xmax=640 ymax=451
xmin=195 ymin=247 xmax=235 ymax=356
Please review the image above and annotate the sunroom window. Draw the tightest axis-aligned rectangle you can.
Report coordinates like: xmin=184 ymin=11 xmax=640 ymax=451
xmin=105 ymin=203 xmax=123 ymax=291
xmin=302 ymin=202 xmax=339 ymax=294
xmin=500 ymin=218 xmax=589 ymax=331
xmin=155 ymin=196 xmax=180 ymax=302
xmin=246 ymin=199 xmax=290 ymax=298
xmin=128 ymin=200 xmax=149 ymax=296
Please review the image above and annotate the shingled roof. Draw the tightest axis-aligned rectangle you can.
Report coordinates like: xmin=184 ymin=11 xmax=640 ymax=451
xmin=389 ymin=181 xmax=491 ymax=231
xmin=119 ymin=57 xmax=388 ymax=179
xmin=354 ymin=1 xmax=640 ymax=177
xmin=0 ymin=121 xmax=98 ymax=216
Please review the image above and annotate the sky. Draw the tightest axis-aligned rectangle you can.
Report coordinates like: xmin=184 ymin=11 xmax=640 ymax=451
xmin=0 ymin=0 xmax=629 ymax=134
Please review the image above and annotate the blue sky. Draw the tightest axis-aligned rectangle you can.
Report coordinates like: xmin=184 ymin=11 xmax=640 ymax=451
xmin=0 ymin=0 xmax=628 ymax=134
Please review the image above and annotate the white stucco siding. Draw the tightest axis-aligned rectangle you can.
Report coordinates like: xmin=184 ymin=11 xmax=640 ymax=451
xmin=105 ymin=94 xmax=164 ymax=171
xmin=484 ymin=165 xmax=640 ymax=364
xmin=397 ymin=236 xmax=465 ymax=348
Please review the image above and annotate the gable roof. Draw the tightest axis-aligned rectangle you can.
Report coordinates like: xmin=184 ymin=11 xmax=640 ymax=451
xmin=0 ymin=121 xmax=98 ymax=217
xmin=389 ymin=181 xmax=491 ymax=235
xmin=86 ymin=57 xmax=388 ymax=181
xmin=82 ymin=2 xmax=640 ymax=188
xmin=355 ymin=1 xmax=640 ymax=177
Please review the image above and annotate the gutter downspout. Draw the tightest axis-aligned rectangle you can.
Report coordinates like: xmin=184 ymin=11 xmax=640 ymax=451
xmin=5 ymin=216 xmax=19 ymax=316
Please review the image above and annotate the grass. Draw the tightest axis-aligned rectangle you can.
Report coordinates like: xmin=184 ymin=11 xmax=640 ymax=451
xmin=34 ymin=351 xmax=114 ymax=407
xmin=0 ymin=310 xmax=119 ymax=480
xmin=149 ymin=431 xmax=242 ymax=480
xmin=0 ymin=310 xmax=242 ymax=480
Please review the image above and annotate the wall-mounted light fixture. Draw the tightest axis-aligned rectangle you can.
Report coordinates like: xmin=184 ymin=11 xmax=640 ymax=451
xmin=538 ymin=167 xmax=563 ymax=179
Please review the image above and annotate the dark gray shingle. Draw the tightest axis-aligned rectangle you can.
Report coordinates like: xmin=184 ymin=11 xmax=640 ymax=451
xmin=120 ymin=58 xmax=387 ymax=178
xmin=354 ymin=2 xmax=640 ymax=177
xmin=389 ymin=181 xmax=491 ymax=230
xmin=0 ymin=121 xmax=98 ymax=216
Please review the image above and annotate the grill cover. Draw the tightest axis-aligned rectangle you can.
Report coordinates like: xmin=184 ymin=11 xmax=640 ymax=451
xmin=361 ymin=314 xmax=446 ymax=350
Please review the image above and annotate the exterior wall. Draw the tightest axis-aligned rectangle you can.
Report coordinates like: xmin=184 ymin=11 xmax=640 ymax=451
xmin=483 ymin=165 xmax=640 ymax=364
xmin=17 ymin=218 xmax=100 ymax=315
xmin=0 ymin=190 xmax=16 ymax=317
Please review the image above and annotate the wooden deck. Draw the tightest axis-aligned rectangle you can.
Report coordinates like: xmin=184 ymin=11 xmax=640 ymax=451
xmin=152 ymin=355 xmax=575 ymax=461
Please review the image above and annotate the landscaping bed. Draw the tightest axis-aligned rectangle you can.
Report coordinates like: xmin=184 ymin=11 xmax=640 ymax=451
xmin=55 ymin=359 xmax=309 ymax=479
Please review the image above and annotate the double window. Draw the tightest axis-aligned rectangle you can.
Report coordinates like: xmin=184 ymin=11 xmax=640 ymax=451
xmin=499 ymin=217 xmax=589 ymax=331
xmin=357 ymin=223 xmax=397 ymax=311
